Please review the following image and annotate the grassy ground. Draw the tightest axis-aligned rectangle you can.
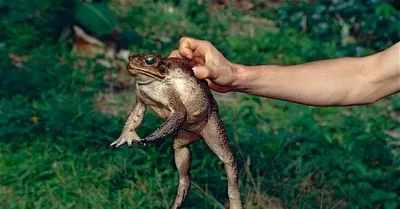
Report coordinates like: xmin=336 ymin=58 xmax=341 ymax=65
xmin=1 ymin=1 xmax=399 ymax=209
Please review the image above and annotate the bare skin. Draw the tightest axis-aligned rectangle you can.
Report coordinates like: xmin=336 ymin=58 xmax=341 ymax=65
xmin=110 ymin=53 xmax=243 ymax=209
xmin=169 ymin=37 xmax=400 ymax=106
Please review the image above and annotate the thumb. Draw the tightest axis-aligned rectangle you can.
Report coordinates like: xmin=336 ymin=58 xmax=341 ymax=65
xmin=192 ymin=66 xmax=210 ymax=80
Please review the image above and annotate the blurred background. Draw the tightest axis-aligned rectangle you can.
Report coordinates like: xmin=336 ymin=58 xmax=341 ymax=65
xmin=0 ymin=0 xmax=399 ymax=208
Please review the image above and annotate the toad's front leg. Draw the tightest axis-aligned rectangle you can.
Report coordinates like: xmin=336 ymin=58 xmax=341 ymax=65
xmin=141 ymin=91 xmax=187 ymax=144
xmin=110 ymin=97 xmax=146 ymax=147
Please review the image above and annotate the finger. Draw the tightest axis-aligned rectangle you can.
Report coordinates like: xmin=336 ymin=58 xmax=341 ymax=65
xmin=168 ymin=50 xmax=182 ymax=58
xmin=179 ymin=37 xmax=208 ymax=59
xmin=192 ymin=64 xmax=221 ymax=81
xmin=179 ymin=37 xmax=195 ymax=59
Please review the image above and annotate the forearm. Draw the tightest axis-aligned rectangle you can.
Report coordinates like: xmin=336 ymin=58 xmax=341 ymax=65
xmin=232 ymin=43 xmax=399 ymax=106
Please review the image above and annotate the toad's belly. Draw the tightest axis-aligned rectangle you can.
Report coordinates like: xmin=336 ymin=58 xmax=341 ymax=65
xmin=137 ymin=77 xmax=213 ymax=132
xmin=148 ymin=103 xmax=209 ymax=133
xmin=147 ymin=105 xmax=171 ymax=120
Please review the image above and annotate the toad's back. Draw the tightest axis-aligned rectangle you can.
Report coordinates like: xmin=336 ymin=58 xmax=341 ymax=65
xmin=165 ymin=58 xmax=216 ymax=108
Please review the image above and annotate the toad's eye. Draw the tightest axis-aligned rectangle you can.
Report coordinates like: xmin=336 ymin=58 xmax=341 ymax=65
xmin=145 ymin=56 xmax=155 ymax=65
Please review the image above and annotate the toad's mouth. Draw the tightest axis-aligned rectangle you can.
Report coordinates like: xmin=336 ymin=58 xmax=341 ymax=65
xmin=127 ymin=64 xmax=165 ymax=79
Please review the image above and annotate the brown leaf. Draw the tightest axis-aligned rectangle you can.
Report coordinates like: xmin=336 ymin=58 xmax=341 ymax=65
xmin=72 ymin=25 xmax=105 ymax=58
xmin=8 ymin=53 xmax=30 ymax=69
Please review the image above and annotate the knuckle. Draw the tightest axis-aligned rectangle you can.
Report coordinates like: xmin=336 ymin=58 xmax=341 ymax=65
xmin=179 ymin=37 xmax=188 ymax=44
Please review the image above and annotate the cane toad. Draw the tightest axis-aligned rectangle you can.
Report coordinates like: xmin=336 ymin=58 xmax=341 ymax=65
xmin=110 ymin=53 xmax=243 ymax=209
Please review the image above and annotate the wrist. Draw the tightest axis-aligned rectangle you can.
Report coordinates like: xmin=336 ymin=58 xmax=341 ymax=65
xmin=229 ymin=64 xmax=284 ymax=95
xmin=230 ymin=63 xmax=250 ymax=92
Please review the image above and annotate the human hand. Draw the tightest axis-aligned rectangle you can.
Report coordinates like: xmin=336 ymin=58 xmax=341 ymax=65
xmin=169 ymin=37 xmax=241 ymax=93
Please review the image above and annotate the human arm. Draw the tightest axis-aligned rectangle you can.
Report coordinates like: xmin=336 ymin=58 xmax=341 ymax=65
xmin=169 ymin=37 xmax=400 ymax=106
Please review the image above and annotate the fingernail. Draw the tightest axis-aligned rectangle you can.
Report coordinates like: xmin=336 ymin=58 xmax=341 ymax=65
xmin=192 ymin=67 xmax=197 ymax=75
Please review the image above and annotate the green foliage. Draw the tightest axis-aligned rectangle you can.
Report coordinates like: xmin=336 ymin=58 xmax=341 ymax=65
xmin=74 ymin=2 xmax=118 ymax=36
xmin=0 ymin=0 xmax=399 ymax=209
xmin=265 ymin=0 xmax=400 ymax=55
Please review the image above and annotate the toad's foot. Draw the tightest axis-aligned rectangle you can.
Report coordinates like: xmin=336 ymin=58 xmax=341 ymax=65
xmin=110 ymin=131 xmax=147 ymax=147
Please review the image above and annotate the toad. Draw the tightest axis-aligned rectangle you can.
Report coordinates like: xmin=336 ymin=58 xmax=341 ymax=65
xmin=110 ymin=53 xmax=243 ymax=209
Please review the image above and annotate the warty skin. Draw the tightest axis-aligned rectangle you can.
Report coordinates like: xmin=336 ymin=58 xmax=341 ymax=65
xmin=110 ymin=53 xmax=243 ymax=209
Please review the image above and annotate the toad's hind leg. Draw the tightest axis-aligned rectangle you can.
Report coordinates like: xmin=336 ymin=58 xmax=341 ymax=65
xmin=172 ymin=130 xmax=201 ymax=209
xmin=200 ymin=111 xmax=243 ymax=209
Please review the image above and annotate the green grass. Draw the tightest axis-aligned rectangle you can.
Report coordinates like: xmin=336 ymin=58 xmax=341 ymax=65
xmin=1 ymin=1 xmax=399 ymax=209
